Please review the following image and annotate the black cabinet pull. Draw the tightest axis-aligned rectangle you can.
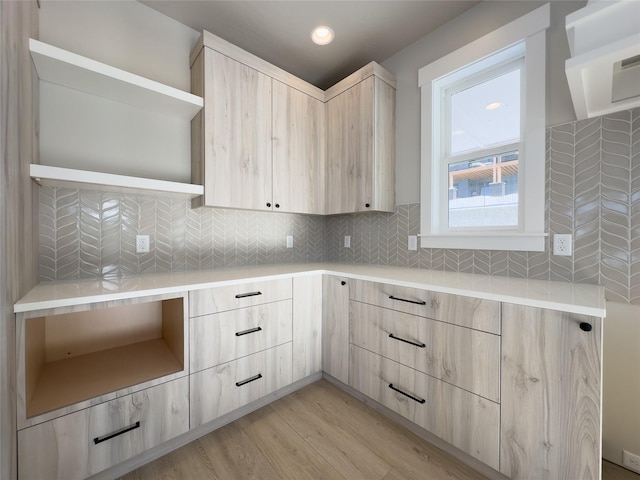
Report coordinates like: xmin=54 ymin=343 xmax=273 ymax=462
xmin=275 ymin=203 xmax=280 ymax=208
xmin=93 ymin=421 xmax=140 ymax=445
xmin=389 ymin=295 xmax=426 ymax=306
xmin=388 ymin=333 xmax=426 ymax=348
xmin=341 ymin=281 xmax=346 ymax=286
xmin=236 ymin=373 xmax=263 ymax=387
xmin=580 ymin=322 xmax=592 ymax=332
xmin=235 ymin=291 xmax=262 ymax=299
xmin=365 ymin=203 xmax=371 ymax=208
xmin=388 ymin=384 xmax=425 ymax=404
xmin=266 ymin=202 xmax=271 ymax=207
xmin=235 ymin=326 xmax=262 ymax=337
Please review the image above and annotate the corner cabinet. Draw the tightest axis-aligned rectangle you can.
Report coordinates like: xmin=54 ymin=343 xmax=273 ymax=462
xmin=190 ymin=32 xmax=326 ymax=214
xmin=190 ymin=31 xmax=396 ymax=216
xmin=325 ymin=64 xmax=396 ymax=214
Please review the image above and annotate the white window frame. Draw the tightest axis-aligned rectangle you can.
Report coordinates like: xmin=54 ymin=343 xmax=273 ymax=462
xmin=418 ymin=4 xmax=550 ymax=251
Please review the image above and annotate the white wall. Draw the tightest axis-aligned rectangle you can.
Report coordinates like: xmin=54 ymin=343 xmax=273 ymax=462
xmin=38 ymin=0 xmax=199 ymax=182
xmin=381 ymin=0 xmax=585 ymax=205
xmin=603 ymin=302 xmax=640 ymax=466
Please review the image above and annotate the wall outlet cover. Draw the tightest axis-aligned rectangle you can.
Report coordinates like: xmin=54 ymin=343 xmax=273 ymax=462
xmin=553 ymin=233 xmax=572 ymax=256
xmin=623 ymin=450 xmax=640 ymax=473
xmin=344 ymin=236 xmax=351 ymax=248
xmin=136 ymin=235 xmax=150 ymax=253
xmin=408 ymin=235 xmax=418 ymax=251
xmin=286 ymin=235 xmax=293 ymax=248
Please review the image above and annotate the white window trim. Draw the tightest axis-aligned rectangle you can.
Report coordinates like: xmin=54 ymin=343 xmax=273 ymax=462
xmin=418 ymin=4 xmax=550 ymax=252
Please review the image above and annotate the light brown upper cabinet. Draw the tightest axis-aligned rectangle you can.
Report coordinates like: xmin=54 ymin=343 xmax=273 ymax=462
xmin=325 ymin=64 xmax=396 ymax=214
xmin=190 ymin=32 xmax=326 ymax=214
xmin=190 ymin=32 xmax=396 ymax=215
xmin=272 ymin=80 xmax=326 ymax=214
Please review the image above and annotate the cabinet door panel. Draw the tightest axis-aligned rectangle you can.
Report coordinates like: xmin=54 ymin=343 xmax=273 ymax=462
xmin=190 ymin=343 xmax=292 ymax=427
xmin=189 ymin=278 xmax=292 ymax=317
xmin=350 ymin=278 xmax=501 ymax=334
xmin=350 ymin=345 xmax=499 ymax=470
xmin=500 ymin=304 xmax=601 ymax=480
xmin=190 ymin=300 xmax=292 ymax=372
xmin=18 ymin=378 xmax=189 ymax=480
xmin=350 ymin=301 xmax=500 ymax=402
xmin=326 ymin=77 xmax=374 ymax=214
xmin=203 ymin=49 xmax=272 ymax=210
xmin=292 ymin=275 xmax=323 ymax=381
xmin=272 ymin=80 xmax=325 ymax=214
xmin=322 ymin=276 xmax=350 ymax=383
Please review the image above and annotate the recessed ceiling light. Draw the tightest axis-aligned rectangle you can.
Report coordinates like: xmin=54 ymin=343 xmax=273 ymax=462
xmin=311 ymin=25 xmax=334 ymax=45
xmin=485 ymin=102 xmax=503 ymax=110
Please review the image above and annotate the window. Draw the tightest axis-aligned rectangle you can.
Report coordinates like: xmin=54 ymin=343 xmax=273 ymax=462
xmin=419 ymin=4 xmax=550 ymax=251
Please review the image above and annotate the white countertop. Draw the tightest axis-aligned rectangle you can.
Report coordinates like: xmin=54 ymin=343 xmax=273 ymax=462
xmin=14 ymin=263 xmax=606 ymax=317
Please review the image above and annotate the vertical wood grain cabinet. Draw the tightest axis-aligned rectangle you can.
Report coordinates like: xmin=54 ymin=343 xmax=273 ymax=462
xmin=322 ymin=275 xmax=350 ymax=384
xmin=190 ymin=31 xmax=396 ymax=215
xmin=190 ymin=32 xmax=326 ymax=214
xmin=325 ymin=65 xmax=396 ymax=214
xmin=342 ymin=279 xmax=602 ymax=479
xmin=500 ymin=304 xmax=601 ymax=480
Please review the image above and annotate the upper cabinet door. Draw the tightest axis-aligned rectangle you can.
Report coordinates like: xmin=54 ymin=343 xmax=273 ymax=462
xmin=272 ymin=80 xmax=325 ymax=215
xmin=194 ymin=48 xmax=273 ymax=210
xmin=325 ymin=74 xmax=395 ymax=215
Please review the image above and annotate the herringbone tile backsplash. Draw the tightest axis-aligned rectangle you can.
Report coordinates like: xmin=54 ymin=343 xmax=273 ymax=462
xmin=39 ymin=108 xmax=639 ymax=304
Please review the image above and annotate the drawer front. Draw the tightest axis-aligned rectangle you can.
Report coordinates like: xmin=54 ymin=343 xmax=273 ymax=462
xmin=18 ymin=377 xmax=189 ymax=480
xmin=189 ymin=278 xmax=292 ymax=317
xmin=190 ymin=343 xmax=292 ymax=427
xmin=350 ymin=301 xmax=500 ymax=402
xmin=349 ymin=279 xmax=501 ymax=334
xmin=191 ymin=300 xmax=292 ymax=372
xmin=349 ymin=345 xmax=499 ymax=470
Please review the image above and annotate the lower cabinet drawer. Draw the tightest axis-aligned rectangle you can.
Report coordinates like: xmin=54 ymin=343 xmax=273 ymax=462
xmin=349 ymin=345 xmax=499 ymax=470
xmin=190 ymin=300 xmax=293 ymax=372
xmin=17 ymin=377 xmax=189 ymax=480
xmin=350 ymin=301 xmax=500 ymax=402
xmin=190 ymin=343 xmax=292 ymax=427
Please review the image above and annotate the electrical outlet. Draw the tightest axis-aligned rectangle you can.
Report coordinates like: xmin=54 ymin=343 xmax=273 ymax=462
xmin=136 ymin=235 xmax=150 ymax=253
xmin=408 ymin=235 xmax=418 ymax=251
xmin=623 ymin=450 xmax=640 ymax=473
xmin=553 ymin=234 xmax=572 ymax=256
xmin=286 ymin=235 xmax=293 ymax=248
xmin=344 ymin=236 xmax=351 ymax=248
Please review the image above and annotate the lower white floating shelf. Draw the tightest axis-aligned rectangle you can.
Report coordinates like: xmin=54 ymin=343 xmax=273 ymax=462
xmin=30 ymin=164 xmax=204 ymax=199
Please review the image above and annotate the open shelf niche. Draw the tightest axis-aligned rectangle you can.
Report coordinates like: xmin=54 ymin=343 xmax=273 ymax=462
xmin=29 ymin=38 xmax=204 ymax=199
xmin=24 ymin=296 xmax=186 ymax=419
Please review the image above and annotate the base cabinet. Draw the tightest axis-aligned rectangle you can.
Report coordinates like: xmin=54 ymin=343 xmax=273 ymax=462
xmin=500 ymin=304 xmax=602 ymax=480
xmin=322 ymin=275 xmax=350 ymax=384
xmin=18 ymin=377 xmax=189 ymax=480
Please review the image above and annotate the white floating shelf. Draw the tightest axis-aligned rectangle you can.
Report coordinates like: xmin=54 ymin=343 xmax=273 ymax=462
xmin=31 ymin=164 xmax=204 ymax=199
xmin=29 ymin=38 xmax=203 ymax=120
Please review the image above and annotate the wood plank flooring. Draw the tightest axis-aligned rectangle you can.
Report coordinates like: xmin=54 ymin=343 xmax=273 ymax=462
xmin=119 ymin=380 xmax=488 ymax=479
xmin=120 ymin=379 xmax=627 ymax=480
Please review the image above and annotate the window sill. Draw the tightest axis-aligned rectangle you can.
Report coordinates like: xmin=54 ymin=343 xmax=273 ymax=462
xmin=419 ymin=232 xmax=547 ymax=252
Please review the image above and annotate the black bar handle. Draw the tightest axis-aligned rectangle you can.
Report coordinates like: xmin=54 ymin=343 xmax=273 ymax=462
xmin=93 ymin=421 xmax=140 ymax=445
xmin=580 ymin=322 xmax=592 ymax=332
xmin=389 ymin=333 xmax=426 ymax=348
xmin=235 ymin=373 xmax=263 ymax=387
xmin=235 ymin=291 xmax=262 ymax=299
xmin=389 ymin=295 xmax=426 ymax=306
xmin=388 ymin=384 xmax=425 ymax=404
xmin=235 ymin=326 xmax=262 ymax=337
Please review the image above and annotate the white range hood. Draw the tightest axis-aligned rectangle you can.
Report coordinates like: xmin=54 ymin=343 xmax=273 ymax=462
xmin=565 ymin=0 xmax=640 ymax=120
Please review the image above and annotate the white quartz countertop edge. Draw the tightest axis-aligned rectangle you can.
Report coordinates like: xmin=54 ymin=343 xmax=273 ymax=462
xmin=15 ymin=264 xmax=606 ymax=317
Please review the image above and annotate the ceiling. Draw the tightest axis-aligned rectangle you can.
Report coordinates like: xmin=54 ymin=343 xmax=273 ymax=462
xmin=140 ymin=1 xmax=480 ymax=90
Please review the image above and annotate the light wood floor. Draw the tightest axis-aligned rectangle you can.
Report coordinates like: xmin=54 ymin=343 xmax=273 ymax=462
xmin=119 ymin=379 xmax=633 ymax=480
